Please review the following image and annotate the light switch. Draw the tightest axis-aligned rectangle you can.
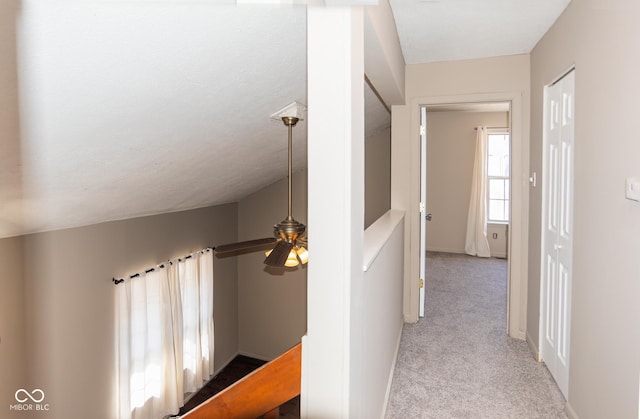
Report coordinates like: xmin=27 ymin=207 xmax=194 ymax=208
xmin=626 ymin=177 xmax=640 ymax=202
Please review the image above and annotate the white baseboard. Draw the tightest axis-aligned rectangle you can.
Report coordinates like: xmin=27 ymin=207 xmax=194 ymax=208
xmin=512 ymin=330 xmax=526 ymax=340
xmin=526 ymin=331 xmax=541 ymax=362
xmin=565 ymin=401 xmax=579 ymax=419
xmin=381 ymin=317 xmax=404 ymax=419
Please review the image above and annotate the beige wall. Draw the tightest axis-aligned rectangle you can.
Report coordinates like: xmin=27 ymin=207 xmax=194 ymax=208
xmin=0 ymin=237 xmax=26 ymax=419
xmin=237 ymin=170 xmax=307 ymax=360
xmin=15 ymin=204 xmax=238 ymax=419
xmin=365 ymin=126 xmax=391 ymax=228
xmin=364 ymin=0 xmax=405 ymax=106
xmin=529 ymin=1 xmax=640 ymax=417
xmin=393 ymin=54 xmax=530 ymax=331
xmin=425 ymin=111 xmax=508 ymax=254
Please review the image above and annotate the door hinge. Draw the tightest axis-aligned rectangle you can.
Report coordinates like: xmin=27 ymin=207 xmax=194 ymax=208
xmin=419 ymin=202 xmax=425 ymax=213
xmin=420 ymin=125 xmax=426 ymax=136
xmin=419 ymin=278 xmax=424 ymax=288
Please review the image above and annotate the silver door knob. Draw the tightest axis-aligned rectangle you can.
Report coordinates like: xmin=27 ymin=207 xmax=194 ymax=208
xmin=426 ymin=213 xmax=432 ymax=221
xmin=553 ymin=244 xmax=563 ymax=250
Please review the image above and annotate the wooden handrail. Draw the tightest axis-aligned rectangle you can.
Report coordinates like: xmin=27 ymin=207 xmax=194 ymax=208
xmin=183 ymin=343 xmax=301 ymax=419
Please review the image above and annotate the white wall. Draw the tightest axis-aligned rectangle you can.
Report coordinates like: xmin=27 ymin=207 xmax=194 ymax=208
xmin=357 ymin=210 xmax=404 ymax=417
xmin=302 ymin=1 xmax=405 ymax=416
xmin=425 ymin=111 xmax=508 ymax=254
xmin=237 ymin=170 xmax=307 ymax=360
xmin=17 ymin=204 xmax=238 ymax=419
xmin=304 ymin=6 xmax=365 ymax=417
xmin=528 ymin=1 xmax=640 ymax=417
xmin=392 ymin=55 xmax=530 ymax=338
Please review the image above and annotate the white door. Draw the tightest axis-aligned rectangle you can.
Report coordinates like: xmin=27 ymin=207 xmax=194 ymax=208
xmin=541 ymin=69 xmax=575 ymax=399
xmin=419 ymin=106 xmax=428 ymax=317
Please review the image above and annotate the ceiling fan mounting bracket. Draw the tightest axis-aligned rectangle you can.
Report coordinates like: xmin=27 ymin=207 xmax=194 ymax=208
xmin=282 ymin=116 xmax=299 ymax=127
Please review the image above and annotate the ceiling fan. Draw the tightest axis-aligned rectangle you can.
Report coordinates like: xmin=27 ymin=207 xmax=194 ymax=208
xmin=214 ymin=104 xmax=308 ymax=268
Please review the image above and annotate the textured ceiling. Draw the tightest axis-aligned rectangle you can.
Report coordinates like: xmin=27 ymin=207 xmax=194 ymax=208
xmin=3 ymin=1 xmax=308 ymax=237
xmin=390 ymin=0 xmax=571 ymax=64
xmin=1 ymin=0 xmax=569 ymax=238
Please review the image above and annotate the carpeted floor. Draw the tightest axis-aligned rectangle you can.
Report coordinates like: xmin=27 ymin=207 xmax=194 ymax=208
xmin=385 ymin=252 xmax=568 ymax=419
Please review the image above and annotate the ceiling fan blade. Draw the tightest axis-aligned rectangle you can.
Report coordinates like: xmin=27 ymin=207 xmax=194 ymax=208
xmin=215 ymin=237 xmax=277 ymax=253
xmin=264 ymin=241 xmax=293 ymax=267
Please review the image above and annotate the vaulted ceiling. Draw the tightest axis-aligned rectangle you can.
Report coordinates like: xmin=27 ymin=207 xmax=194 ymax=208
xmin=0 ymin=0 xmax=569 ymax=238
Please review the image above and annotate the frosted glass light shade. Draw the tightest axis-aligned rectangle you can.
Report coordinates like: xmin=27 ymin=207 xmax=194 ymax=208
xmin=264 ymin=245 xmax=307 ymax=267
xmin=285 ymin=250 xmax=299 ymax=267
xmin=296 ymin=246 xmax=308 ymax=264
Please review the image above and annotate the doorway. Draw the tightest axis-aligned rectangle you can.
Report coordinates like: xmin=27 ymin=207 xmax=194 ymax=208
xmin=420 ymin=102 xmax=511 ymax=321
xmin=411 ymin=91 xmax=527 ymax=339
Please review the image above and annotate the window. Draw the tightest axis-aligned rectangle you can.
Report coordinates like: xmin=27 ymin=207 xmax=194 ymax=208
xmin=116 ymin=249 xmax=214 ymax=419
xmin=487 ymin=132 xmax=510 ymax=222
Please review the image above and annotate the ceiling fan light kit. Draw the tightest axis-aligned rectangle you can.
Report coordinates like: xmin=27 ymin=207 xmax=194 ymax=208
xmin=215 ymin=102 xmax=308 ymax=269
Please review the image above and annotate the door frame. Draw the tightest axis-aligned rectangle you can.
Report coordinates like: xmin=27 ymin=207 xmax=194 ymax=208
xmin=418 ymin=106 xmax=427 ymax=317
xmin=409 ymin=92 xmax=528 ymax=339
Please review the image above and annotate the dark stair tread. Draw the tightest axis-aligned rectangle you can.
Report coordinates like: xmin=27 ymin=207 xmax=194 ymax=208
xmin=178 ymin=355 xmax=300 ymax=418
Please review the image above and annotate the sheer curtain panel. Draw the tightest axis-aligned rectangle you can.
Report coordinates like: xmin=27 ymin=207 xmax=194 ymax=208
xmin=179 ymin=251 xmax=215 ymax=394
xmin=465 ymin=127 xmax=492 ymax=258
xmin=116 ymin=249 xmax=214 ymax=419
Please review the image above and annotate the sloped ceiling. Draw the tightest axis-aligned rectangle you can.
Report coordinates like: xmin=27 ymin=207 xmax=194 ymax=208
xmin=1 ymin=0 xmax=569 ymax=238
xmin=3 ymin=1 xmax=307 ymax=238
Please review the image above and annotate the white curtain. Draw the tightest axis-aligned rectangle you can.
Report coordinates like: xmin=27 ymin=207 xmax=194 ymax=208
xmin=179 ymin=252 xmax=215 ymax=394
xmin=117 ymin=250 xmax=214 ymax=419
xmin=465 ymin=127 xmax=492 ymax=258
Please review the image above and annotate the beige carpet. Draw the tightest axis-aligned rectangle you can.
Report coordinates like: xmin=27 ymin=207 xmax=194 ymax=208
xmin=385 ymin=252 xmax=568 ymax=419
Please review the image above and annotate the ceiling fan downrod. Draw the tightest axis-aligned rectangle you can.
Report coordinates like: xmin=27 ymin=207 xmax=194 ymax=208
xmin=274 ymin=116 xmax=306 ymax=244
xmin=214 ymin=110 xmax=308 ymax=268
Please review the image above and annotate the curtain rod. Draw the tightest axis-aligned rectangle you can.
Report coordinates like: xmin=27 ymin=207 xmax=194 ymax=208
xmin=112 ymin=247 xmax=213 ymax=285
xmin=474 ymin=126 xmax=509 ymax=130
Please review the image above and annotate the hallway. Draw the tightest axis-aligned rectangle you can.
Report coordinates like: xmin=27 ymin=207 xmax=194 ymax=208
xmin=385 ymin=252 xmax=567 ymax=418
